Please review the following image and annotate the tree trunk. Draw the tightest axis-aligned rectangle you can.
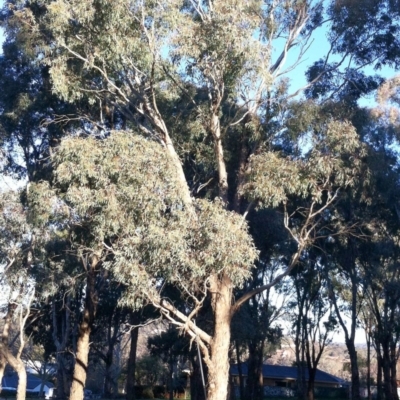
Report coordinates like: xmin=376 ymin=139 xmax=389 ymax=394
xmin=15 ymin=362 xmax=27 ymax=400
xmin=306 ymin=369 xmax=316 ymax=400
xmin=206 ymin=274 xmax=232 ymax=400
xmin=0 ymin=356 xmax=6 ymax=394
xmin=169 ymin=358 xmax=174 ymax=400
xmin=1 ymin=302 xmax=29 ymax=400
xmin=210 ymin=113 xmax=228 ymax=203
xmin=69 ymin=313 xmax=91 ymax=400
xmin=245 ymin=343 xmax=257 ymax=400
xmin=245 ymin=341 xmax=264 ymax=400
xmin=104 ymin=353 xmax=116 ymax=398
xmin=190 ymin=355 xmax=206 ymax=400
xmin=126 ymin=312 xmax=140 ymax=400
xmin=390 ymin=341 xmax=399 ymax=400
xmin=376 ymin=348 xmax=383 ymax=400
xmin=69 ymin=261 xmax=98 ymax=400
xmin=346 ymin=340 xmax=361 ymax=400
xmin=366 ymin=331 xmax=371 ymax=400
xmin=52 ymin=295 xmax=72 ymax=400
xmin=235 ymin=341 xmax=245 ymax=400
xmin=382 ymin=340 xmax=394 ymax=400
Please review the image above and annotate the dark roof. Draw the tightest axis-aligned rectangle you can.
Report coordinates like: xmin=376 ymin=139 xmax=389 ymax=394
xmin=2 ymin=373 xmax=54 ymax=390
xmin=230 ymin=363 xmax=342 ymax=384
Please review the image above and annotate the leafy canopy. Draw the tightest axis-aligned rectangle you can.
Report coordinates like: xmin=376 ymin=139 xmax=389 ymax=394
xmin=28 ymin=131 xmax=258 ymax=306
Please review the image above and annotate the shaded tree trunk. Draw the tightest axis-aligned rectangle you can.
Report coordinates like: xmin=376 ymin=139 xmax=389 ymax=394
xmin=329 ymin=264 xmax=361 ymax=400
xmin=245 ymin=341 xmax=264 ymax=400
xmin=366 ymin=330 xmax=372 ymax=400
xmin=390 ymin=341 xmax=399 ymax=400
xmin=346 ymin=341 xmax=361 ymax=400
xmin=306 ymin=368 xmax=316 ymax=400
xmin=126 ymin=312 xmax=140 ymax=400
xmin=235 ymin=341 xmax=245 ymax=400
xmin=190 ymin=355 xmax=206 ymax=400
xmin=52 ymin=295 xmax=73 ymax=400
xmin=376 ymin=345 xmax=383 ymax=400
xmin=382 ymin=340 xmax=393 ymax=400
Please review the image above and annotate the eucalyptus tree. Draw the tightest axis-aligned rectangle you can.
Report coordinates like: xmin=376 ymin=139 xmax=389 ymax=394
xmin=90 ymin=284 xmax=130 ymax=398
xmin=27 ymin=131 xmax=258 ymax=400
xmin=361 ymin=236 xmax=400 ymax=400
xmin=11 ymin=0 xmax=375 ymax=398
xmin=286 ymin=258 xmax=336 ymax=400
xmin=28 ymin=122 xmax=366 ymax=400
xmin=0 ymin=190 xmax=42 ymax=400
xmin=326 ymin=241 xmax=364 ymax=400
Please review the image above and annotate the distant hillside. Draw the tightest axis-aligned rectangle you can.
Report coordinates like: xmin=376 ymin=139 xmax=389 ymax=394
xmin=266 ymin=338 xmax=376 ymax=383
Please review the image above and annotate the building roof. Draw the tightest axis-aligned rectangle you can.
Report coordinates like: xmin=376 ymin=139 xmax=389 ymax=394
xmin=2 ymin=373 xmax=54 ymax=391
xmin=230 ymin=363 xmax=343 ymax=385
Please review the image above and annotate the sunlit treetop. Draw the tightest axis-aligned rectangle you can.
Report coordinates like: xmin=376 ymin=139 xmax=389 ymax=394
xmin=28 ymin=131 xmax=258 ymax=306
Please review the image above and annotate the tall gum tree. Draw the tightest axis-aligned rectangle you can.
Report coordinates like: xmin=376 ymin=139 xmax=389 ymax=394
xmin=0 ymin=191 xmax=40 ymax=400
xmin=29 ymin=122 xmax=366 ymax=400
xmin=14 ymin=1 xmax=374 ymax=399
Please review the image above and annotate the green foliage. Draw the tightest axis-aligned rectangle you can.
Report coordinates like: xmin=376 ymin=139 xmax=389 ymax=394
xmin=28 ymin=131 xmax=258 ymax=307
xmin=135 ymin=356 xmax=167 ymax=387
xmin=243 ymin=120 xmax=367 ymax=208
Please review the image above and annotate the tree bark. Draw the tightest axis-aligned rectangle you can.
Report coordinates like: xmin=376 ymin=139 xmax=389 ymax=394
xmin=69 ymin=258 xmax=98 ymax=400
xmin=15 ymin=362 xmax=27 ymax=400
xmin=210 ymin=113 xmax=228 ymax=203
xmin=306 ymin=369 xmax=316 ymax=400
xmin=126 ymin=312 xmax=140 ymax=400
xmin=206 ymin=274 xmax=232 ymax=400
xmin=1 ymin=301 xmax=30 ymax=400
xmin=69 ymin=309 xmax=92 ymax=400
xmin=329 ymin=267 xmax=361 ymax=400
xmin=347 ymin=341 xmax=361 ymax=400
xmin=0 ymin=357 xmax=5 ymax=395
xmin=376 ymin=344 xmax=383 ymax=400
xmin=245 ymin=340 xmax=264 ymax=400
xmin=366 ymin=330 xmax=371 ymax=400
xmin=390 ymin=341 xmax=399 ymax=400
xmin=235 ymin=341 xmax=245 ymax=400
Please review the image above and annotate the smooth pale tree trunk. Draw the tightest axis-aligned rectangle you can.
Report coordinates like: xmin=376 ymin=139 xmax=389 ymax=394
xmin=69 ymin=311 xmax=91 ymax=400
xmin=1 ymin=302 xmax=30 ymax=400
xmin=0 ymin=356 xmax=6 ymax=394
xmin=15 ymin=362 xmax=27 ymax=400
xmin=69 ymin=259 xmax=98 ymax=400
xmin=126 ymin=312 xmax=140 ymax=400
xmin=205 ymin=275 xmax=232 ymax=400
